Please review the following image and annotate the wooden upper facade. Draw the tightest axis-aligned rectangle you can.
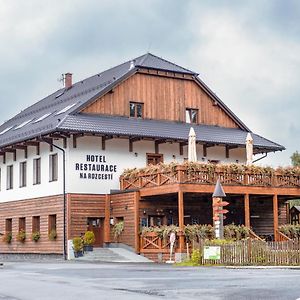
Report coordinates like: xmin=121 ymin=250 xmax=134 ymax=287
xmin=82 ymin=70 xmax=239 ymax=128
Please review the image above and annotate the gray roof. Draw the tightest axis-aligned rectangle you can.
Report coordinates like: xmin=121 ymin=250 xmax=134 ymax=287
xmin=58 ymin=114 xmax=284 ymax=153
xmin=0 ymin=53 xmax=284 ymax=153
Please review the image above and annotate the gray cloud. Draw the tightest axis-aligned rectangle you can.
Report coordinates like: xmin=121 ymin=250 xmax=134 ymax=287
xmin=0 ymin=0 xmax=299 ymax=166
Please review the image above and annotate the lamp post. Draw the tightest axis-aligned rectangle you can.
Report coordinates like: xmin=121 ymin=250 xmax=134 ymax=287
xmin=212 ymin=179 xmax=228 ymax=239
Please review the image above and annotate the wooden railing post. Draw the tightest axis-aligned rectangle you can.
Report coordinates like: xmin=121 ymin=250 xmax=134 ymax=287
xmin=177 ymin=165 xmax=184 ymax=183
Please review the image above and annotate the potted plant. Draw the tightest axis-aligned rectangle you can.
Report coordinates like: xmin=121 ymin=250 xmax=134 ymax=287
xmin=16 ymin=229 xmax=26 ymax=243
xmin=112 ymin=220 xmax=124 ymax=242
xmin=48 ymin=229 xmax=57 ymax=241
xmin=2 ymin=232 xmax=12 ymax=244
xmin=31 ymin=231 xmax=41 ymax=242
xmin=83 ymin=231 xmax=95 ymax=251
xmin=72 ymin=237 xmax=84 ymax=257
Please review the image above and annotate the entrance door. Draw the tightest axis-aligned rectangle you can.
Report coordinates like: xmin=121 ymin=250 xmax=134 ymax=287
xmin=87 ymin=218 xmax=103 ymax=247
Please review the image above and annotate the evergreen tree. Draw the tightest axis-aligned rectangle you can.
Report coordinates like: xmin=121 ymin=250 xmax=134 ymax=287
xmin=291 ymin=151 xmax=300 ymax=167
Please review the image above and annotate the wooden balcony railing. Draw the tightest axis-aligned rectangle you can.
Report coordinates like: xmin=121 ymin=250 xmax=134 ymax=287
xmin=120 ymin=165 xmax=300 ymax=190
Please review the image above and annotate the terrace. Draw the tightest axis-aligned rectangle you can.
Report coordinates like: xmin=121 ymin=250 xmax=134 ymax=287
xmin=120 ymin=163 xmax=300 ymax=243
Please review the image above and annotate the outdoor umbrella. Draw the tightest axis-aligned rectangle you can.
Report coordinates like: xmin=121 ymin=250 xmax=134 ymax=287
xmin=246 ymin=132 xmax=253 ymax=165
xmin=188 ymin=127 xmax=197 ymax=162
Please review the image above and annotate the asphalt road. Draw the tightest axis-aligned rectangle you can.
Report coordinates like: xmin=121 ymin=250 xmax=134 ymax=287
xmin=0 ymin=261 xmax=300 ymax=300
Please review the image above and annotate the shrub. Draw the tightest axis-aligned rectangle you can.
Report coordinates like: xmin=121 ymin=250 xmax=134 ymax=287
xmin=31 ymin=231 xmax=41 ymax=242
xmin=16 ymin=229 xmax=26 ymax=243
xmin=83 ymin=231 xmax=95 ymax=246
xmin=190 ymin=249 xmax=201 ymax=265
xmin=48 ymin=229 xmax=57 ymax=241
xmin=72 ymin=237 xmax=83 ymax=252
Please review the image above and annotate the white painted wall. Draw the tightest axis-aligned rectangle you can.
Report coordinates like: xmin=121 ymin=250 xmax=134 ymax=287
xmin=0 ymin=136 xmax=247 ymax=202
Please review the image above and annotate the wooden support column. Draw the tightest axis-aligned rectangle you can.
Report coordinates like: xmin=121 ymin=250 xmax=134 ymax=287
xmin=203 ymin=145 xmax=207 ymax=157
xmin=244 ymin=194 xmax=250 ymax=228
xmin=273 ymin=194 xmax=279 ymax=241
xmin=104 ymin=194 xmax=111 ymax=244
xmin=134 ymin=191 xmax=140 ymax=253
xmin=178 ymin=191 xmax=185 ymax=252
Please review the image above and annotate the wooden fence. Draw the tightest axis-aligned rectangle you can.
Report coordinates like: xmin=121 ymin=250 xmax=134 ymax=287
xmin=140 ymin=232 xmax=300 ymax=265
xmin=201 ymin=239 xmax=300 ymax=266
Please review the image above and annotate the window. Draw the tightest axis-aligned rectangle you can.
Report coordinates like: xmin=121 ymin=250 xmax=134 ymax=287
xmin=49 ymin=154 xmax=58 ymax=182
xmin=48 ymin=214 xmax=57 ymax=233
xmin=129 ymin=102 xmax=143 ymax=118
xmin=14 ymin=119 xmax=32 ymax=130
xmin=33 ymin=158 xmax=41 ymax=185
xmin=19 ymin=161 xmax=27 ymax=188
xmin=0 ymin=126 xmax=13 ymax=135
xmin=33 ymin=113 xmax=52 ymax=123
xmin=6 ymin=165 xmax=13 ymax=190
xmin=32 ymin=216 xmax=40 ymax=233
xmin=19 ymin=217 xmax=26 ymax=232
xmin=55 ymin=103 xmax=77 ymax=115
xmin=5 ymin=218 xmax=12 ymax=233
xmin=186 ymin=108 xmax=198 ymax=124
xmin=147 ymin=153 xmax=164 ymax=165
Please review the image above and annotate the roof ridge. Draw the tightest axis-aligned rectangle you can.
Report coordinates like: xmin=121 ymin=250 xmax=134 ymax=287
xmin=136 ymin=52 xmax=197 ymax=75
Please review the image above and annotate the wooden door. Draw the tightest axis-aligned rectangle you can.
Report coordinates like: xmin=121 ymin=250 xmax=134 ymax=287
xmin=87 ymin=218 xmax=104 ymax=247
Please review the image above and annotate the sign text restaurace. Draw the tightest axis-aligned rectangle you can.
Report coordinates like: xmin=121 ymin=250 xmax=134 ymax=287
xmin=75 ymin=155 xmax=117 ymax=180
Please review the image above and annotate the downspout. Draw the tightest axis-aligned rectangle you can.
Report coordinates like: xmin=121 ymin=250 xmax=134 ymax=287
xmin=42 ymin=138 xmax=67 ymax=260
xmin=253 ymin=152 xmax=268 ymax=164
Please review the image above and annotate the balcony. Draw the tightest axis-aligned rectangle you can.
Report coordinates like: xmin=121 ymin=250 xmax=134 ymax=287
xmin=120 ymin=162 xmax=300 ymax=191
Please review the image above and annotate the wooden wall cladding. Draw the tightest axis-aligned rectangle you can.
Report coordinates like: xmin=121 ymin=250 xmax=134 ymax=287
xmin=110 ymin=192 xmax=136 ymax=249
xmin=82 ymin=73 xmax=239 ymax=128
xmin=0 ymin=195 xmax=64 ymax=254
xmin=67 ymin=194 xmax=106 ymax=239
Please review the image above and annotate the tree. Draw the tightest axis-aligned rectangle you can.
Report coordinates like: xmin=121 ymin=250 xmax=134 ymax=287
xmin=291 ymin=151 xmax=300 ymax=167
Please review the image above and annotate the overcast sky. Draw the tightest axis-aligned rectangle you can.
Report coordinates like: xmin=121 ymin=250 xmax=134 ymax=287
xmin=0 ymin=0 xmax=299 ymax=166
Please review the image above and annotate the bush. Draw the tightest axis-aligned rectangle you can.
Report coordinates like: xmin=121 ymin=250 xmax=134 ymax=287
xmin=190 ymin=249 xmax=201 ymax=265
xmin=31 ymin=231 xmax=40 ymax=242
xmin=48 ymin=229 xmax=57 ymax=241
xmin=16 ymin=229 xmax=26 ymax=243
xmin=83 ymin=231 xmax=95 ymax=246
xmin=72 ymin=237 xmax=83 ymax=252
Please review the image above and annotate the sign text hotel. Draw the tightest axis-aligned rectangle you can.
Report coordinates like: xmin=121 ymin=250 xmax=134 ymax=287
xmin=75 ymin=155 xmax=117 ymax=180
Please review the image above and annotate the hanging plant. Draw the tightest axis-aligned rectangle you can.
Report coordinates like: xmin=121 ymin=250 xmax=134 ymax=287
xmin=112 ymin=221 xmax=124 ymax=240
xmin=48 ymin=229 xmax=57 ymax=241
xmin=2 ymin=232 xmax=12 ymax=244
xmin=16 ymin=229 xmax=26 ymax=243
xmin=31 ymin=231 xmax=41 ymax=242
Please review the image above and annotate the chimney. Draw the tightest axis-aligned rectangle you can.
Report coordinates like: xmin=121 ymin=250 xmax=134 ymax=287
xmin=64 ymin=73 xmax=73 ymax=88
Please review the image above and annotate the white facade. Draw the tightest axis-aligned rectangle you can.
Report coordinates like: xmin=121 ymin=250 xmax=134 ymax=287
xmin=0 ymin=136 xmax=247 ymax=202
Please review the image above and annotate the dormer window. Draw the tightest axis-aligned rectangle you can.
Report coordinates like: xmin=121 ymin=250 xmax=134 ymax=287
xmin=186 ymin=108 xmax=198 ymax=124
xmin=130 ymin=102 xmax=143 ymax=118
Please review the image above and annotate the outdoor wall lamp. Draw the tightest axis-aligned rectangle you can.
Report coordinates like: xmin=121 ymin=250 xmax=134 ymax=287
xmin=134 ymin=152 xmax=138 ymax=157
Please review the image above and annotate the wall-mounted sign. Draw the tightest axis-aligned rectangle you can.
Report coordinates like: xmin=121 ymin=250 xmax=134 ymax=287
xmin=75 ymin=155 xmax=117 ymax=181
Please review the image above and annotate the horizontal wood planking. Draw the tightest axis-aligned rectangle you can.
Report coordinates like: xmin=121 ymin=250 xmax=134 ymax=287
xmin=82 ymin=73 xmax=239 ymax=128
xmin=110 ymin=192 xmax=136 ymax=249
xmin=68 ymin=194 xmax=106 ymax=239
xmin=0 ymin=195 xmax=64 ymax=254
